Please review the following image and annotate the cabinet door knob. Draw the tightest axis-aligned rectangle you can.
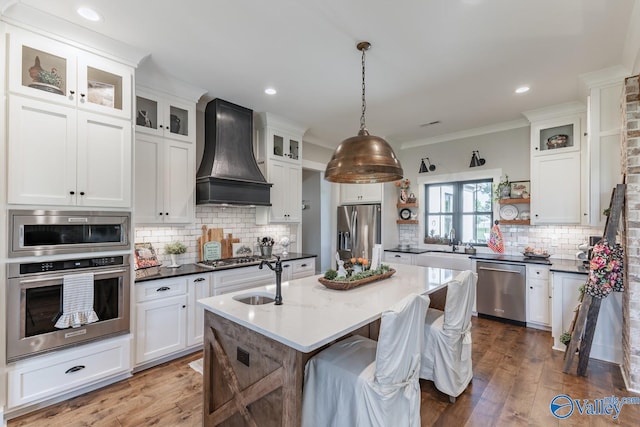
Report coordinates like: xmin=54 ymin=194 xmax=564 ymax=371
xmin=165 ymin=212 xmax=169 ymax=216
xmin=182 ymin=305 xmax=186 ymax=308
xmin=69 ymin=90 xmax=75 ymax=95
xmin=80 ymin=93 xmax=85 ymax=97
xmin=69 ymin=191 xmax=75 ymax=195
xmin=159 ymin=212 xmax=163 ymax=216
xmin=80 ymin=191 xmax=85 ymax=196
xmin=535 ymin=147 xmax=539 ymax=150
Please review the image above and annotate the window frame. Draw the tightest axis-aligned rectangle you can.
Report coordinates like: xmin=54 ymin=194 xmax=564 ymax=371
xmin=417 ymin=168 xmax=503 ymax=247
xmin=423 ymin=179 xmax=493 ymax=246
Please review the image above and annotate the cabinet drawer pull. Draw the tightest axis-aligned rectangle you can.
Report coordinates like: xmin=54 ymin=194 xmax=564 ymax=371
xmin=65 ymin=365 xmax=85 ymax=374
xmin=156 ymin=286 xmax=171 ymax=292
xmin=301 ymin=264 xmax=307 ymax=267
xmin=194 ymin=277 xmax=206 ymax=282
xmin=394 ymin=255 xmax=401 ymax=258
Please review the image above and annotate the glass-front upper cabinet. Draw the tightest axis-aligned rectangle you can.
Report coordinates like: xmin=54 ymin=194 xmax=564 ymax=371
xmin=530 ymin=114 xmax=582 ymax=156
xmin=271 ymin=131 xmax=300 ymax=162
xmin=135 ymin=89 xmax=195 ymax=143
xmin=9 ymin=27 xmax=132 ymax=119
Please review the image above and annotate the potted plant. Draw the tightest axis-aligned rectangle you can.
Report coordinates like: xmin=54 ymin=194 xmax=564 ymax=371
xmin=494 ymin=175 xmax=511 ymax=200
xmin=165 ymin=241 xmax=187 ymax=268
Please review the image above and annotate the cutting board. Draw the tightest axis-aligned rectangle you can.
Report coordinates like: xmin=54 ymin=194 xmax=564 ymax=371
xmin=197 ymin=226 xmax=225 ymax=261
xmin=221 ymin=233 xmax=240 ymax=259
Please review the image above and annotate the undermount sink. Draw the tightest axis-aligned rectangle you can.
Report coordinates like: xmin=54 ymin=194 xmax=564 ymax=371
xmin=233 ymin=292 xmax=275 ymax=305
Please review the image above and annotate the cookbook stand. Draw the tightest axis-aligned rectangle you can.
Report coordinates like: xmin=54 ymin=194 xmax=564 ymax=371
xmin=563 ymin=183 xmax=625 ymax=375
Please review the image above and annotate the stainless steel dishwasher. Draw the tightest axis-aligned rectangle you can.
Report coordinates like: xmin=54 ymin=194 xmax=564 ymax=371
xmin=476 ymin=261 xmax=526 ymax=325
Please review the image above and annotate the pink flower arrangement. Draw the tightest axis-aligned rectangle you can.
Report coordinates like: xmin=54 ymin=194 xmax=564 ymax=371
xmin=584 ymin=239 xmax=624 ymax=298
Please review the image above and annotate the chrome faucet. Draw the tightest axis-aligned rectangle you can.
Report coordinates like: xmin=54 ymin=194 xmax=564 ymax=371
xmin=259 ymin=256 xmax=283 ymax=305
xmin=449 ymin=228 xmax=457 ymax=252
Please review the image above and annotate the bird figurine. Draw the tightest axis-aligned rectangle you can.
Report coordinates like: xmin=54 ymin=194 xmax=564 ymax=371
xmin=28 ymin=56 xmax=43 ymax=81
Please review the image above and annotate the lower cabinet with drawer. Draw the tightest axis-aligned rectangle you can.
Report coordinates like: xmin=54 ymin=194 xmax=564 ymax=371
xmin=6 ymin=334 xmax=131 ymax=409
xmin=135 ymin=273 xmax=211 ymax=368
xmin=383 ymin=251 xmax=415 ymax=265
xmin=526 ymin=264 xmax=551 ymax=329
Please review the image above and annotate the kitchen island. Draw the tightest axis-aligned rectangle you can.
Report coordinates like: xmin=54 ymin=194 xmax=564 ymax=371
xmin=197 ymin=263 xmax=458 ymax=426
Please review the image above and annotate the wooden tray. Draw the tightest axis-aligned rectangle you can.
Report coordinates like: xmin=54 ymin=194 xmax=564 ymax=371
xmin=318 ymin=269 xmax=396 ymax=290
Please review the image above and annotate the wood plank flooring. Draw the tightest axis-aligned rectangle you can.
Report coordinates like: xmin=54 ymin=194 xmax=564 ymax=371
xmin=9 ymin=316 xmax=640 ymax=426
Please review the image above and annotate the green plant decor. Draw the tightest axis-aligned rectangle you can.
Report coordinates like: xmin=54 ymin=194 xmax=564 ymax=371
xmin=324 ymin=269 xmax=338 ymax=280
xmin=165 ymin=241 xmax=187 ymax=255
xmin=560 ymin=331 xmax=572 ymax=346
xmin=37 ymin=69 xmax=62 ymax=88
xmin=326 ymin=264 xmax=391 ymax=282
xmin=494 ymin=175 xmax=510 ymax=200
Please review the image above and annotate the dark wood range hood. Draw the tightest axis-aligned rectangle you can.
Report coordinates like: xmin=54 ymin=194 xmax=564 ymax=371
xmin=196 ymin=99 xmax=272 ymax=206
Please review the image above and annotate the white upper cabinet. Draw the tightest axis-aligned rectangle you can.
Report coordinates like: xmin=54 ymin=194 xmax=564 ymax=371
xmin=9 ymin=27 xmax=132 ymax=120
xmin=135 ymin=88 xmax=195 ymax=144
xmin=524 ymin=103 xmax=587 ymax=225
xmin=6 ymin=26 xmax=134 ymax=208
xmin=8 ymin=95 xmax=132 ymax=207
xmin=255 ymin=113 xmax=306 ymax=224
xmin=340 ymin=183 xmax=383 ymax=204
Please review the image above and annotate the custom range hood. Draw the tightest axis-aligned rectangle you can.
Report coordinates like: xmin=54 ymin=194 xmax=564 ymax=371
xmin=196 ymin=99 xmax=272 ymax=206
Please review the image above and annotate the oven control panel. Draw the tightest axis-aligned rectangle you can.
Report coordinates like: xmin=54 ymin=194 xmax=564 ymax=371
xmin=16 ymin=256 xmax=126 ymax=275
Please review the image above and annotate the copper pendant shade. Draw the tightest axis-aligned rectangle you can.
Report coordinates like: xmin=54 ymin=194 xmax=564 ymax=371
xmin=325 ymin=42 xmax=403 ymax=183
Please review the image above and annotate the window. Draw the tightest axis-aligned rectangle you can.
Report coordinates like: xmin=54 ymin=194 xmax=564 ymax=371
xmin=424 ymin=179 xmax=493 ymax=245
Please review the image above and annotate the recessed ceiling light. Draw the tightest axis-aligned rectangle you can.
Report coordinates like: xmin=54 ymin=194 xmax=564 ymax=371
xmin=77 ymin=7 xmax=102 ymax=22
xmin=264 ymin=88 xmax=277 ymax=95
xmin=515 ymin=86 xmax=530 ymax=94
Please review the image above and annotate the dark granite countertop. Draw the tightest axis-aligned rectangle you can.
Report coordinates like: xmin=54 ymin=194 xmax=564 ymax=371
xmin=134 ymin=252 xmax=317 ymax=283
xmin=384 ymin=247 xmax=431 ymax=254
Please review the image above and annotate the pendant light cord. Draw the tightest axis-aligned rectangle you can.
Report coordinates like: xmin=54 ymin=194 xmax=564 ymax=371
xmin=360 ymin=46 xmax=367 ymax=131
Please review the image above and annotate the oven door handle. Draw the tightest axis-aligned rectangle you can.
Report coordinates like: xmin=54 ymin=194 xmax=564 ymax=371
xmin=19 ymin=268 xmax=128 ymax=284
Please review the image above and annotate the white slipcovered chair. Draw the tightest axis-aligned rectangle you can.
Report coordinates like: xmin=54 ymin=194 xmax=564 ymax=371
xmin=301 ymin=293 xmax=430 ymax=427
xmin=420 ymin=270 xmax=477 ymax=403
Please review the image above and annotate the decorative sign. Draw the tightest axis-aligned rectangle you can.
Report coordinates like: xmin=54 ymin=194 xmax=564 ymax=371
xmin=203 ymin=241 xmax=222 ymax=261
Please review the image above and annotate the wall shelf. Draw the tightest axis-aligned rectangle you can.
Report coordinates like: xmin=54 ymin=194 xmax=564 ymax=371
xmin=498 ymin=198 xmax=530 ymax=204
xmin=397 ymin=202 xmax=418 ymax=208
xmin=396 ymin=219 xmax=419 ymax=224
xmin=498 ymin=219 xmax=531 ymax=225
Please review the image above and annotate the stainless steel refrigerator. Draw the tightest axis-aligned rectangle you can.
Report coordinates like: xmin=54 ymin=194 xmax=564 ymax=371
xmin=337 ymin=204 xmax=381 ymax=262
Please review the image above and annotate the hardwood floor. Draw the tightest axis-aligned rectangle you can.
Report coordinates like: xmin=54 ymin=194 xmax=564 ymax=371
xmin=8 ymin=316 xmax=639 ymax=426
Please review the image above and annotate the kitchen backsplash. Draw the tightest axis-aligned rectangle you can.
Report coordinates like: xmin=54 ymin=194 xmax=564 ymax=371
xmin=398 ymin=223 xmax=604 ymax=259
xmin=134 ymin=206 xmax=296 ymax=265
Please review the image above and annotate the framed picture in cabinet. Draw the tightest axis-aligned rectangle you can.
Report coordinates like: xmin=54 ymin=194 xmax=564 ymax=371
xmin=510 ymin=180 xmax=530 ymax=199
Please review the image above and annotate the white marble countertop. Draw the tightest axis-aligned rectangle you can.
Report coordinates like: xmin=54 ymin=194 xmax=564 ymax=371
xmin=198 ymin=264 xmax=458 ymax=353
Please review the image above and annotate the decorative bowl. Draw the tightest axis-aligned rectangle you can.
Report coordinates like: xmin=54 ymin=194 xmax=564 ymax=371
xmin=547 ymin=134 xmax=568 ymax=149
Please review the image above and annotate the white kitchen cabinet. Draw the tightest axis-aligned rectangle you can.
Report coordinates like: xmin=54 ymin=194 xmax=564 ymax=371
xmin=8 ymin=95 xmax=132 ymax=207
xmin=255 ymin=112 xmax=305 ymax=164
xmin=290 ymin=257 xmax=316 ymax=279
xmin=383 ymin=251 xmax=415 ymax=265
xmin=6 ymin=334 xmax=131 ymax=409
xmin=530 ymin=151 xmax=582 ymax=224
xmin=9 ymin=26 xmax=133 ymax=119
xmin=526 ymin=264 xmax=551 ymax=328
xmin=340 ymin=183 xmax=383 ymax=204
xmin=134 ymin=133 xmax=194 ymax=224
xmin=588 ymin=81 xmax=624 ymax=226
xmin=135 ymin=88 xmax=195 ymax=143
xmin=265 ymin=160 xmax=302 ymax=222
xmin=551 ymin=271 xmax=622 ymax=363
xmin=212 ymin=265 xmax=276 ymax=295
xmin=281 ymin=257 xmax=317 ymax=281
xmin=187 ymin=274 xmax=212 ymax=347
xmin=255 ymin=113 xmax=306 ymax=224
xmin=135 ymin=278 xmax=188 ymax=365
xmin=524 ymin=104 xmax=587 ymax=225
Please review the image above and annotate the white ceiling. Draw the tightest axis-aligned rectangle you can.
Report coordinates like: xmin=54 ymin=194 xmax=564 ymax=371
xmin=4 ymin=0 xmax=640 ymax=149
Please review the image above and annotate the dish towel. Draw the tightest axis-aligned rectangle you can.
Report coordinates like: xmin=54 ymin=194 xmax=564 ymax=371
xmin=488 ymin=223 xmax=505 ymax=253
xmin=55 ymin=273 xmax=99 ymax=329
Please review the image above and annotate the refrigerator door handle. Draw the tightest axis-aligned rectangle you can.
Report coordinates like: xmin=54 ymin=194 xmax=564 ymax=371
xmin=351 ymin=210 xmax=358 ymax=255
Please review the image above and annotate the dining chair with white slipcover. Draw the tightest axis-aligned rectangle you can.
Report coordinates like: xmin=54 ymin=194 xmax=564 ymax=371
xmin=301 ymin=292 xmax=430 ymax=427
xmin=419 ymin=270 xmax=477 ymax=403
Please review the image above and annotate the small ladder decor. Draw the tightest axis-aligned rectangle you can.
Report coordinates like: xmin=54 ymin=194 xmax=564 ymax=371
xmin=563 ymin=183 xmax=625 ymax=376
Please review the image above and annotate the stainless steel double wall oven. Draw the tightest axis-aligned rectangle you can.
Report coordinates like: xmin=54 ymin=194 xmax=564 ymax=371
xmin=6 ymin=210 xmax=132 ymax=362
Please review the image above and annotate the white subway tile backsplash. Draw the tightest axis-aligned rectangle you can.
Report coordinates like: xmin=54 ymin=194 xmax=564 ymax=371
xmin=135 ymin=206 xmax=295 ymax=264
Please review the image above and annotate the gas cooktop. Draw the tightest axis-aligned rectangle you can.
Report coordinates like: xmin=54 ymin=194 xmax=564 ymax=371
xmin=197 ymin=256 xmax=265 ymax=270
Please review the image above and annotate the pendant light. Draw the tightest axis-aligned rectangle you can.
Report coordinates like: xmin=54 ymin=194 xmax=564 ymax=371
xmin=325 ymin=41 xmax=403 ymax=183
